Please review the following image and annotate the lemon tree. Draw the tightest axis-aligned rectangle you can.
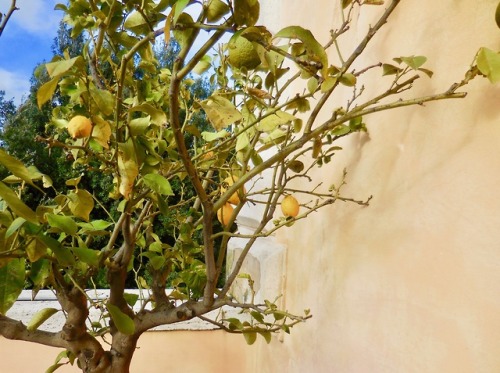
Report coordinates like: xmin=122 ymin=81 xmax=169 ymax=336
xmin=0 ymin=0 xmax=497 ymax=372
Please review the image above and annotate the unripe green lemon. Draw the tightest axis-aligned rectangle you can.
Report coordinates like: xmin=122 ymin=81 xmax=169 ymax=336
xmin=227 ymin=34 xmax=261 ymax=70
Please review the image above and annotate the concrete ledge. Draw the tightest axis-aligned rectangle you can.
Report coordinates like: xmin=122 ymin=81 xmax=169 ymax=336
xmin=8 ymin=290 xmax=229 ymax=332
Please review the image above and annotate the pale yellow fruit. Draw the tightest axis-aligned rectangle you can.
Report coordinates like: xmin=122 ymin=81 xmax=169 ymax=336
xmin=281 ymin=195 xmax=300 ymax=218
xmin=221 ymin=176 xmax=246 ymax=205
xmin=67 ymin=115 xmax=92 ymax=139
xmin=227 ymin=34 xmax=261 ymax=70
xmin=217 ymin=203 xmax=234 ymax=226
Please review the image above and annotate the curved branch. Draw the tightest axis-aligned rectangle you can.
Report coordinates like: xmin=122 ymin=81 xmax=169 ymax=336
xmin=0 ymin=0 xmax=17 ymax=38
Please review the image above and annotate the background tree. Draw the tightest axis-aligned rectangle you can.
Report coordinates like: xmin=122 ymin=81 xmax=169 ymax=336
xmin=0 ymin=1 xmax=497 ymax=372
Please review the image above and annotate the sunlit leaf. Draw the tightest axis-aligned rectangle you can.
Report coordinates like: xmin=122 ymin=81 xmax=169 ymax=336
xmin=37 ymin=77 xmax=59 ymax=108
xmin=477 ymin=47 xmax=500 ymax=83
xmin=275 ymin=26 xmax=328 ymax=78
xmin=256 ymin=110 xmax=296 ymax=132
xmin=0 ymin=258 xmax=25 ymax=314
xmin=259 ymin=330 xmax=272 ymax=344
xmin=92 ymin=116 xmax=112 ymax=149
xmin=27 ymin=307 xmax=59 ymax=331
xmin=399 ymin=55 xmax=427 ymax=70
xmin=193 ymin=55 xmax=212 ymax=75
xmin=36 ymin=234 xmax=75 ymax=266
xmin=143 ymin=174 xmax=174 ymax=196
xmin=0 ymin=182 xmax=38 ymax=224
xmin=90 ymin=86 xmax=114 ymax=116
xmin=72 ymin=246 xmax=99 ymax=267
xmin=107 ymin=303 xmax=135 ymax=335
xmin=243 ymin=331 xmax=257 ymax=345
xmin=45 ymin=56 xmax=83 ymax=78
xmin=382 ymin=63 xmax=401 ymax=76
xmin=0 ymin=149 xmax=38 ymax=187
xmin=47 ymin=214 xmax=78 ymax=236
xmin=68 ymin=190 xmax=94 ymax=222
xmin=129 ymin=103 xmax=167 ymax=126
xmin=199 ymin=95 xmax=242 ymax=131
xmin=5 ymin=217 xmax=26 ymax=239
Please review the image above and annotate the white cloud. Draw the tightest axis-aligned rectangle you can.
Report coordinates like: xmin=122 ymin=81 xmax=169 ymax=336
xmin=0 ymin=68 xmax=30 ymax=105
xmin=0 ymin=0 xmax=61 ymax=35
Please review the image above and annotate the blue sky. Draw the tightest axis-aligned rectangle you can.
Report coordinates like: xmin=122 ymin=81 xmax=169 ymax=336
xmin=0 ymin=0 xmax=62 ymax=104
xmin=0 ymin=1 xmax=224 ymax=105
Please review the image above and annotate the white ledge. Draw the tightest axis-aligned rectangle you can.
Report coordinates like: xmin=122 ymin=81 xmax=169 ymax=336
xmin=8 ymin=290 xmax=232 ymax=332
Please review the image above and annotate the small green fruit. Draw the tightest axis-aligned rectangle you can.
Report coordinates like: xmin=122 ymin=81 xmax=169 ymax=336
xmin=227 ymin=34 xmax=261 ymax=70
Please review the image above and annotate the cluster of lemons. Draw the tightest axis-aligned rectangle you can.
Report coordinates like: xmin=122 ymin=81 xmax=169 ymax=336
xmin=217 ymin=176 xmax=300 ymax=227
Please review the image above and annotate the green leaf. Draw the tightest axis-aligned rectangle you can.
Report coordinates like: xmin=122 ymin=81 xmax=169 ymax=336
xmin=235 ymin=130 xmax=250 ymax=152
xmin=37 ymin=77 xmax=59 ymax=108
xmin=259 ymin=330 xmax=272 ymax=344
xmin=331 ymin=125 xmax=351 ymax=136
xmin=250 ymin=311 xmax=265 ymax=323
xmin=36 ymin=234 xmax=75 ymax=266
xmin=47 ymin=214 xmax=78 ymax=236
xmin=124 ymin=11 xmax=149 ymax=34
xmin=0 ymin=182 xmax=38 ymax=224
xmin=307 ymin=77 xmax=319 ymax=94
xmin=27 ymin=307 xmax=59 ymax=331
xmin=173 ymin=0 xmax=190 ymax=23
xmin=382 ymin=63 xmax=401 ymax=76
xmin=107 ymin=303 xmax=135 ymax=335
xmin=90 ymin=85 xmax=114 ymax=116
xmin=123 ymin=293 xmax=139 ymax=307
xmin=226 ymin=317 xmax=243 ymax=331
xmin=72 ymin=246 xmax=99 ymax=267
xmin=193 ymin=55 xmax=212 ymax=75
xmin=5 ymin=217 xmax=26 ymax=239
xmin=68 ymin=189 xmax=94 ymax=222
xmin=143 ymin=174 xmax=174 ymax=196
xmin=0 ymin=258 xmax=25 ymax=314
xmin=199 ymin=95 xmax=242 ymax=131
xmin=477 ymin=47 xmax=500 ymax=83
xmin=399 ymin=55 xmax=427 ymax=70
xmin=149 ymin=255 xmax=166 ymax=270
xmin=0 ymin=149 xmax=38 ymax=187
xmin=243 ymin=331 xmax=257 ymax=345
xmin=129 ymin=103 xmax=167 ymax=126
xmin=78 ymin=220 xmax=113 ymax=235
xmin=320 ymin=76 xmax=337 ymax=92
xmin=45 ymin=56 xmax=83 ymax=78
xmin=275 ymin=25 xmax=328 ymax=78
xmin=256 ymin=110 xmax=296 ymax=132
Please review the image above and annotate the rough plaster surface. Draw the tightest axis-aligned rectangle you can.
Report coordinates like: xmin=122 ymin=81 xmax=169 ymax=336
xmin=249 ymin=1 xmax=500 ymax=372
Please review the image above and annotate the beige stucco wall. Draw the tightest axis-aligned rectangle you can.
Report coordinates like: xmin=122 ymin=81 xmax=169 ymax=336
xmin=0 ymin=330 xmax=253 ymax=372
xmin=1 ymin=2 xmax=499 ymax=373
xmin=251 ymin=1 xmax=500 ymax=372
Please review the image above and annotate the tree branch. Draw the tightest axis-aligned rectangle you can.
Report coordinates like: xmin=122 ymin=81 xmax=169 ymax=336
xmin=0 ymin=0 xmax=17 ymax=38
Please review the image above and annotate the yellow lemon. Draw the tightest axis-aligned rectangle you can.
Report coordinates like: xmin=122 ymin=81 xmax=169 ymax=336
xmin=217 ymin=203 xmax=234 ymax=226
xmin=67 ymin=115 xmax=92 ymax=139
xmin=221 ymin=176 xmax=246 ymax=205
xmin=281 ymin=195 xmax=300 ymax=218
